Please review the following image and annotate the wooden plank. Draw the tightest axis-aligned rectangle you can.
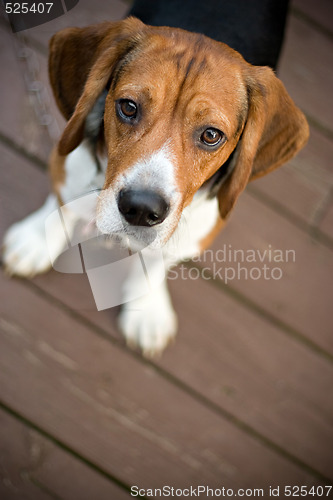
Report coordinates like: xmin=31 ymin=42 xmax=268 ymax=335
xmin=320 ymin=200 xmax=333 ymax=240
xmin=0 ymin=142 xmax=49 ymax=235
xmin=206 ymin=193 xmax=333 ymax=355
xmin=0 ymin=408 xmax=130 ymax=500
xmin=0 ymin=412 xmax=52 ymax=500
xmin=249 ymin=126 xmax=333 ymax=233
xmin=0 ymin=24 xmax=54 ymax=164
xmin=34 ymin=270 xmax=333 ymax=479
xmin=165 ymin=277 xmax=333 ymax=479
xmin=25 ymin=0 xmax=130 ymax=48
xmin=279 ymin=15 xmax=333 ymax=132
xmin=0 ymin=274 xmax=322 ymax=490
xmin=1 ymin=145 xmax=333 ymax=479
xmin=292 ymin=0 xmax=333 ymax=34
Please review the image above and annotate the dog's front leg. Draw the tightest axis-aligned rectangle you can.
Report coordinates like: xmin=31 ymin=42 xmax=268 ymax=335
xmin=2 ymin=193 xmax=79 ymax=277
xmin=2 ymin=141 xmax=99 ymax=277
xmin=118 ymin=252 xmax=178 ymax=358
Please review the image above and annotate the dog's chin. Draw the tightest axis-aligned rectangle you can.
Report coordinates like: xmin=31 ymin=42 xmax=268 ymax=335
xmin=95 ymin=210 xmax=178 ymax=252
xmin=103 ymin=226 xmax=167 ymax=252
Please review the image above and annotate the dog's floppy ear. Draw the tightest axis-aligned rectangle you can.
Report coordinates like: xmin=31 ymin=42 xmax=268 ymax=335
xmin=217 ymin=66 xmax=309 ymax=219
xmin=48 ymin=17 xmax=145 ymax=155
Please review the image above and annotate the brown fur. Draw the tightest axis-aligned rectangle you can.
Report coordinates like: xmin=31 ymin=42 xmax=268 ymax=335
xmin=48 ymin=17 xmax=309 ymax=238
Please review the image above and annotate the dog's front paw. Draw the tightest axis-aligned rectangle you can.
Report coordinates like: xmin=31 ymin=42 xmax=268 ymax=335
xmin=2 ymin=216 xmax=53 ymax=277
xmin=118 ymin=285 xmax=178 ymax=358
xmin=2 ymin=195 xmax=67 ymax=277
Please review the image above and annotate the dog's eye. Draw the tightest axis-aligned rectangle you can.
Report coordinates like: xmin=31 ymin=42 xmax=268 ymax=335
xmin=200 ymin=128 xmax=224 ymax=147
xmin=116 ymin=99 xmax=138 ymax=121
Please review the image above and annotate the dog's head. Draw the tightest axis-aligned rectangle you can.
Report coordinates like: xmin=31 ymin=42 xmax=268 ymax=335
xmin=50 ymin=17 xmax=309 ymax=249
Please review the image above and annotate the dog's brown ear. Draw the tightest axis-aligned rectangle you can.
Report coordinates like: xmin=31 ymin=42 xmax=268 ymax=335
xmin=48 ymin=17 xmax=145 ymax=155
xmin=218 ymin=66 xmax=309 ymax=219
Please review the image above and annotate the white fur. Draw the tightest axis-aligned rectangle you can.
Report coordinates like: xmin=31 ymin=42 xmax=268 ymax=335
xmin=60 ymin=139 xmax=106 ymax=203
xmin=118 ymin=278 xmax=178 ymax=358
xmin=2 ymin=194 xmax=76 ymax=276
xmin=164 ymin=190 xmax=220 ymax=262
xmin=96 ymin=143 xmax=181 ymax=249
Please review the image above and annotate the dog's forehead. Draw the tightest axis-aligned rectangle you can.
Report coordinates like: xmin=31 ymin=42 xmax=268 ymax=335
xmin=120 ymin=30 xmax=242 ymax=86
xmin=112 ymin=29 xmax=246 ymax=128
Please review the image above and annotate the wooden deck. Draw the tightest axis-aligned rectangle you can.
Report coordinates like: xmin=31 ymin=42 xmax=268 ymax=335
xmin=0 ymin=0 xmax=332 ymax=497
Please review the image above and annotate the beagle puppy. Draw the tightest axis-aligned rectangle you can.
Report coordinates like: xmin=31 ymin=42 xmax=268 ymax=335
xmin=3 ymin=15 xmax=309 ymax=356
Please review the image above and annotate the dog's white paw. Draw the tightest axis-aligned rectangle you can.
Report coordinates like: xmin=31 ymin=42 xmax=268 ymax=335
xmin=2 ymin=195 xmax=66 ymax=277
xmin=3 ymin=218 xmax=52 ymax=277
xmin=118 ymin=284 xmax=178 ymax=357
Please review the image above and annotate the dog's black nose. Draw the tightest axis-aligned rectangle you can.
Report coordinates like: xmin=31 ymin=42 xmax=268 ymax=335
xmin=118 ymin=189 xmax=170 ymax=226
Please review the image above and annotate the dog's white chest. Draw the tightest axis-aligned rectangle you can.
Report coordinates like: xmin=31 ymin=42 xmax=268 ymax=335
xmin=163 ymin=192 xmax=220 ymax=262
